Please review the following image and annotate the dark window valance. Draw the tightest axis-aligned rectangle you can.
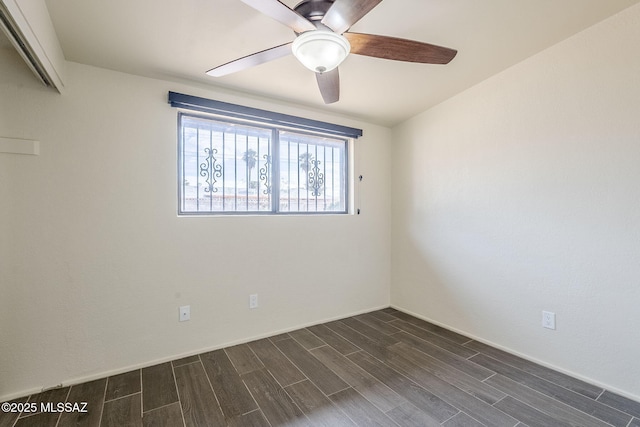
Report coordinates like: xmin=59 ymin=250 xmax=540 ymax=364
xmin=168 ymin=92 xmax=362 ymax=139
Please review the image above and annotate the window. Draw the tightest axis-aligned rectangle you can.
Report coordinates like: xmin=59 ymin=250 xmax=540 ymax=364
xmin=170 ymin=92 xmax=362 ymax=215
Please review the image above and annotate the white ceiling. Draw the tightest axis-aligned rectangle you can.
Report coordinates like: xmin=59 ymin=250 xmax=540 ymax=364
xmin=43 ymin=0 xmax=639 ymax=126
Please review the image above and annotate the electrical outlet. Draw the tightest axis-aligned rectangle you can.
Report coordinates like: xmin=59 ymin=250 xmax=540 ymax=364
xmin=179 ymin=305 xmax=190 ymax=322
xmin=249 ymin=294 xmax=258 ymax=309
xmin=542 ymin=311 xmax=555 ymax=330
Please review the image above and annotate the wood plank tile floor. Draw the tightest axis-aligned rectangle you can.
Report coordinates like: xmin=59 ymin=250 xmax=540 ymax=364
xmin=2 ymin=308 xmax=639 ymax=427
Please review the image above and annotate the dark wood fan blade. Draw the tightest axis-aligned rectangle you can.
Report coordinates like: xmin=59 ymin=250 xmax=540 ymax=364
xmin=321 ymin=0 xmax=382 ymax=34
xmin=241 ymin=0 xmax=316 ymax=33
xmin=316 ymin=68 xmax=340 ymax=104
xmin=344 ymin=32 xmax=457 ymax=64
xmin=206 ymin=43 xmax=292 ymax=77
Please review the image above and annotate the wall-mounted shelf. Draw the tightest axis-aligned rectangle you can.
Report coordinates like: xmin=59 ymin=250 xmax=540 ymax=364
xmin=0 ymin=137 xmax=39 ymax=155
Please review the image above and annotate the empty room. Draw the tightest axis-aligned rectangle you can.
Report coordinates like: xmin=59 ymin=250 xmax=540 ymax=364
xmin=1 ymin=0 xmax=639 ymax=426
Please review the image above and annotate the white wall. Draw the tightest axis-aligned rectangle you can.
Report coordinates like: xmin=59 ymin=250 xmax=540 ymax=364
xmin=0 ymin=48 xmax=392 ymax=400
xmin=391 ymin=4 xmax=640 ymax=399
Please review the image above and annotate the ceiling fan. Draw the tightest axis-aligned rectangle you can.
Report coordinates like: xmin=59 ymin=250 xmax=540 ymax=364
xmin=206 ymin=0 xmax=457 ymax=104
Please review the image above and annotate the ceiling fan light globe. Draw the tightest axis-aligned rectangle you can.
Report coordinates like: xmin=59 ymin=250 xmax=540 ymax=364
xmin=292 ymin=30 xmax=350 ymax=73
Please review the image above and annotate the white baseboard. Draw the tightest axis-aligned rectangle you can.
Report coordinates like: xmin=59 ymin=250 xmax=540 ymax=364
xmin=390 ymin=304 xmax=640 ymax=403
xmin=1 ymin=304 xmax=388 ymax=402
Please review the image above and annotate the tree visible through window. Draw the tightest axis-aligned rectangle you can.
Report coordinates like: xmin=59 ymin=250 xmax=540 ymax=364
xmin=178 ymin=113 xmax=348 ymax=214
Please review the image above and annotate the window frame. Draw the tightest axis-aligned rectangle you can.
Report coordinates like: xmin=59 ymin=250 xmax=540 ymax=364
xmin=176 ymin=111 xmax=351 ymax=216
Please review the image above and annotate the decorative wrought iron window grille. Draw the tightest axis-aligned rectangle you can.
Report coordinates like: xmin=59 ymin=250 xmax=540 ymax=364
xmin=177 ymin=112 xmax=352 ymax=215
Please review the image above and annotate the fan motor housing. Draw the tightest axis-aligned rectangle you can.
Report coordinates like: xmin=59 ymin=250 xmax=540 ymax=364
xmin=294 ymin=0 xmax=335 ymax=22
